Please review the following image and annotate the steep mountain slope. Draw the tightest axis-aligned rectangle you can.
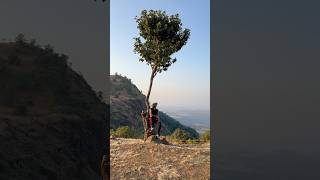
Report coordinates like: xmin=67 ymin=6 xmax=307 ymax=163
xmin=0 ymin=40 xmax=106 ymax=180
xmin=110 ymin=74 xmax=199 ymax=138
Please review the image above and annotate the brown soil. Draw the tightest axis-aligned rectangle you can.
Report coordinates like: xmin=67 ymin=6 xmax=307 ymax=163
xmin=110 ymin=138 xmax=210 ymax=180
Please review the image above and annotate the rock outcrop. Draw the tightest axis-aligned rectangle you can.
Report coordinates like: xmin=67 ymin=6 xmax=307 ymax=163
xmin=0 ymin=41 xmax=107 ymax=180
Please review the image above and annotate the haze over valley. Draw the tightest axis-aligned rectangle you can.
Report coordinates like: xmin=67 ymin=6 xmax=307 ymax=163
xmin=160 ymin=106 xmax=210 ymax=133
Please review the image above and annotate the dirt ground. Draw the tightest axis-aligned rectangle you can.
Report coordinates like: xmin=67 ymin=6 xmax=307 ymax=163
xmin=110 ymin=138 xmax=210 ymax=180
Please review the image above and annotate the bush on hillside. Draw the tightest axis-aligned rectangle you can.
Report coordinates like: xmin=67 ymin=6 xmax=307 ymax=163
xmin=169 ymin=128 xmax=192 ymax=142
xmin=200 ymin=130 xmax=210 ymax=142
xmin=110 ymin=126 xmax=141 ymax=138
xmin=186 ymin=138 xmax=199 ymax=144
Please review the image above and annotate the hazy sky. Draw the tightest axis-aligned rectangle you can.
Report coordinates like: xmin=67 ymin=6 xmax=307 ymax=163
xmin=110 ymin=0 xmax=210 ymax=110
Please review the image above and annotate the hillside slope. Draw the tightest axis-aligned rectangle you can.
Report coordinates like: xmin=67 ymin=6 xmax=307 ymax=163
xmin=110 ymin=138 xmax=210 ymax=179
xmin=0 ymin=40 xmax=106 ymax=180
xmin=110 ymin=74 xmax=199 ymax=138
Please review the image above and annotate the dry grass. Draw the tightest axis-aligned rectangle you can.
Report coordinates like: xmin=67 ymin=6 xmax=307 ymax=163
xmin=110 ymin=138 xmax=210 ymax=180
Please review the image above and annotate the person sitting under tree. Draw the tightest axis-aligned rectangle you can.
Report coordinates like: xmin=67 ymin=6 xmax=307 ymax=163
xmin=149 ymin=103 xmax=161 ymax=139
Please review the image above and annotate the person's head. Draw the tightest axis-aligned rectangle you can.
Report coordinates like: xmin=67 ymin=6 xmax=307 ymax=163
xmin=152 ymin=102 xmax=158 ymax=108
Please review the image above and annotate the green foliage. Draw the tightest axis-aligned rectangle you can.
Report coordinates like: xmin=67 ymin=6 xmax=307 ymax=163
xmin=133 ymin=10 xmax=190 ymax=73
xmin=110 ymin=126 xmax=142 ymax=138
xmin=200 ymin=130 xmax=210 ymax=142
xmin=186 ymin=139 xmax=199 ymax=144
xmin=169 ymin=128 xmax=191 ymax=141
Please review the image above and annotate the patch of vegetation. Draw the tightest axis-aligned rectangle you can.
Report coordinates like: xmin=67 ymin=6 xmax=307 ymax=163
xmin=167 ymin=128 xmax=210 ymax=144
xmin=186 ymin=139 xmax=199 ymax=144
xmin=110 ymin=126 xmax=143 ymax=138
xmin=183 ymin=130 xmax=210 ymax=144
xmin=199 ymin=130 xmax=210 ymax=142
xmin=168 ymin=128 xmax=192 ymax=143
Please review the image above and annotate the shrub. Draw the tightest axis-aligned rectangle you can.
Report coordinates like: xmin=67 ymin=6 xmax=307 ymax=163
xmin=111 ymin=126 xmax=137 ymax=138
xmin=169 ymin=128 xmax=191 ymax=142
xmin=200 ymin=130 xmax=210 ymax=142
xmin=186 ymin=139 xmax=195 ymax=144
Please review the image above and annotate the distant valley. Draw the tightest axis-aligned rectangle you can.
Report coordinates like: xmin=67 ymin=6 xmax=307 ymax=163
xmin=160 ymin=106 xmax=210 ymax=133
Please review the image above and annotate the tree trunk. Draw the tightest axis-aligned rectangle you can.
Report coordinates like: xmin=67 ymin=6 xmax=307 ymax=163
xmin=146 ymin=68 xmax=156 ymax=113
xmin=142 ymin=68 xmax=157 ymax=141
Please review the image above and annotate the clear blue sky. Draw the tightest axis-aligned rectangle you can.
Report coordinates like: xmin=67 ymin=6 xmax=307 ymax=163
xmin=111 ymin=0 xmax=210 ymax=110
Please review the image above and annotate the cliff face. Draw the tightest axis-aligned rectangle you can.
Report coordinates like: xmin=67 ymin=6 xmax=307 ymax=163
xmin=110 ymin=74 xmax=199 ymax=138
xmin=110 ymin=74 xmax=145 ymax=129
xmin=0 ymin=41 xmax=106 ymax=180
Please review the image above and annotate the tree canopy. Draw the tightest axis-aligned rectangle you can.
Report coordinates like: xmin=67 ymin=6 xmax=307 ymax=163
xmin=134 ymin=10 xmax=190 ymax=73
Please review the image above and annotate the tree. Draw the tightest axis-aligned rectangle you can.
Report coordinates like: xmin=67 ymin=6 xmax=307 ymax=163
xmin=170 ymin=128 xmax=190 ymax=142
xmin=15 ymin=33 xmax=27 ymax=47
xmin=133 ymin=10 xmax=190 ymax=140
